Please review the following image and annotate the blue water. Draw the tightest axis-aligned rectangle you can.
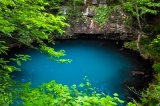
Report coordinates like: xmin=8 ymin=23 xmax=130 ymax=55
xmin=11 ymin=39 xmax=147 ymax=101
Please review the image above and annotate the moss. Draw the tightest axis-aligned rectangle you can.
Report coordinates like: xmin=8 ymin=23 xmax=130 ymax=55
xmin=123 ymin=40 xmax=138 ymax=51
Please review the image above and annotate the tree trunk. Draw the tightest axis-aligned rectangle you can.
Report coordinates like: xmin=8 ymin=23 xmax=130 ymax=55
xmin=135 ymin=0 xmax=144 ymax=57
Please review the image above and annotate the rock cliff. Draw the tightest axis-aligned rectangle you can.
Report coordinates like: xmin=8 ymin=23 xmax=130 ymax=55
xmin=60 ymin=0 xmax=136 ymax=40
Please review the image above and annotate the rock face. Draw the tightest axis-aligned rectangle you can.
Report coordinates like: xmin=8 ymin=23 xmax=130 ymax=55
xmin=62 ymin=0 xmax=135 ymax=40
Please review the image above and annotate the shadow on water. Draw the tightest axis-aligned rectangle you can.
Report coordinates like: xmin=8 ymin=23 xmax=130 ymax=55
xmin=8 ymin=38 xmax=153 ymax=104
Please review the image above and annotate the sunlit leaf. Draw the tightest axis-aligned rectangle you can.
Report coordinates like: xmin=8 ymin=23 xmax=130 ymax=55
xmin=79 ymin=83 xmax=85 ymax=87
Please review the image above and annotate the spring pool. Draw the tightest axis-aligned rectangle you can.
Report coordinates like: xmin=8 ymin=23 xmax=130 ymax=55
xmin=11 ymin=39 xmax=152 ymax=102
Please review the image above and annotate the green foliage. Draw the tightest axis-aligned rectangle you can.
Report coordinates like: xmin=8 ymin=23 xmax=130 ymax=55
xmin=127 ymin=102 xmax=137 ymax=106
xmin=154 ymin=25 xmax=160 ymax=34
xmin=140 ymin=84 xmax=160 ymax=106
xmin=150 ymin=35 xmax=160 ymax=45
xmin=66 ymin=0 xmax=84 ymax=17
xmin=124 ymin=35 xmax=160 ymax=105
xmin=93 ymin=6 xmax=112 ymax=28
xmin=0 ymin=42 xmax=31 ymax=106
xmin=40 ymin=45 xmax=72 ymax=63
xmin=0 ymin=0 xmax=69 ymax=45
xmin=10 ymin=54 xmax=31 ymax=66
xmin=0 ymin=1 xmax=70 ymax=105
xmin=123 ymin=37 xmax=160 ymax=59
xmin=0 ymin=41 xmax=8 ymax=55
xmin=122 ymin=0 xmax=160 ymax=17
xmin=149 ymin=35 xmax=160 ymax=59
xmin=55 ymin=59 xmax=72 ymax=64
xmin=46 ymin=0 xmax=64 ymax=12
xmin=40 ymin=45 xmax=66 ymax=58
xmin=152 ymin=62 xmax=160 ymax=72
xmin=65 ymin=0 xmax=84 ymax=26
xmin=122 ymin=0 xmax=160 ymax=35
xmin=124 ymin=40 xmax=138 ymax=51
xmin=16 ymin=77 xmax=127 ymax=106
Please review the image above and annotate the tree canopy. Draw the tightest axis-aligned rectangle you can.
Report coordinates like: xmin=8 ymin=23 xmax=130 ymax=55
xmin=0 ymin=0 xmax=69 ymax=45
xmin=0 ymin=0 xmax=69 ymax=105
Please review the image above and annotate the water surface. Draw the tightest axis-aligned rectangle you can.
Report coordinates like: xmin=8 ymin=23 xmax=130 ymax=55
xmin=11 ymin=39 xmax=150 ymax=101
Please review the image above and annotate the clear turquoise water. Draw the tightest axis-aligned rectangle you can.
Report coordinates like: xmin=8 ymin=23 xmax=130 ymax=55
xmin=11 ymin=39 xmax=149 ymax=101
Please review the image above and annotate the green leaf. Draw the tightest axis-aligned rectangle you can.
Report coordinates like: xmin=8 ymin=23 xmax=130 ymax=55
xmin=86 ymin=82 xmax=91 ymax=87
xmin=7 ymin=67 xmax=12 ymax=72
xmin=113 ymin=93 xmax=119 ymax=97
xmin=16 ymin=60 xmax=21 ymax=66
xmin=79 ymin=83 xmax=85 ymax=87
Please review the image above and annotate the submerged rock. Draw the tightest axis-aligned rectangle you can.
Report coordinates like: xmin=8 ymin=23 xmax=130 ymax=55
xmin=132 ymin=71 xmax=144 ymax=75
